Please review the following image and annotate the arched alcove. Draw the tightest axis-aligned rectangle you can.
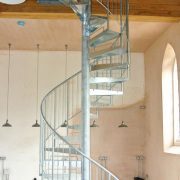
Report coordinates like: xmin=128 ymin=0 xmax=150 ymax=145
xmin=162 ymin=43 xmax=180 ymax=154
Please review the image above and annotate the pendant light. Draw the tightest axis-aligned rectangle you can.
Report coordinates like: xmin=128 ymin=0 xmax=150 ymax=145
xmin=118 ymin=121 xmax=128 ymax=128
xmin=90 ymin=109 xmax=99 ymax=128
xmin=60 ymin=120 xmax=68 ymax=127
xmin=90 ymin=120 xmax=99 ymax=128
xmin=61 ymin=44 xmax=68 ymax=128
xmin=32 ymin=44 xmax=40 ymax=127
xmin=2 ymin=44 xmax=12 ymax=127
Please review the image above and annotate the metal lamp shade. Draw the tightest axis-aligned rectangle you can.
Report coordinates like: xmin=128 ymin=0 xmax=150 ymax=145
xmin=32 ymin=120 xmax=40 ymax=127
xmin=61 ymin=120 xmax=68 ymax=127
xmin=2 ymin=120 xmax=12 ymax=127
xmin=90 ymin=120 xmax=99 ymax=128
xmin=118 ymin=121 xmax=128 ymax=128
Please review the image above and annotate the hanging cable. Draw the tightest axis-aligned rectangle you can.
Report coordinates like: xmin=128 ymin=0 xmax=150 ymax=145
xmin=65 ymin=44 xmax=68 ymax=80
xmin=7 ymin=43 xmax=11 ymax=121
xmin=32 ymin=44 xmax=40 ymax=127
xmin=2 ymin=43 xmax=12 ymax=127
xmin=61 ymin=44 xmax=68 ymax=127
xmin=36 ymin=44 xmax=39 ymax=121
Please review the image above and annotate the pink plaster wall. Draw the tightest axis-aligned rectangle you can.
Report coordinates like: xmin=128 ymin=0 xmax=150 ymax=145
xmin=91 ymin=102 xmax=145 ymax=180
xmin=144 ymin=23 xmax=180 ymax=180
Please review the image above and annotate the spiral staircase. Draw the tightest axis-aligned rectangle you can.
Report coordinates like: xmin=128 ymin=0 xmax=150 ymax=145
xmin=38 ymin=0 xmax=130 ymax=179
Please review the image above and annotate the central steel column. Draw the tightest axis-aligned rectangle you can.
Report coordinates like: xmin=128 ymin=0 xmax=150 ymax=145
xmin=81 ymin=2 xmax=91 ymax=180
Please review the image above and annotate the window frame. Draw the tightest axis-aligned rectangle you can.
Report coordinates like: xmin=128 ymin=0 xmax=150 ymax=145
xmin=162 ymin=44 xmax=180 ymax=154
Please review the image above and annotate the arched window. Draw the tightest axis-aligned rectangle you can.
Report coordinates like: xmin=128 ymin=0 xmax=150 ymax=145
xmin=173 ymin=59 xmax=180 ymax=145
xmin=162 ymin=44 xmax=180 ymax=154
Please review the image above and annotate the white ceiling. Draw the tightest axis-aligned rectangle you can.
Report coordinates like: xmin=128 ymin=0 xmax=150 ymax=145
xmin=0 ymin=18 xmax=172 ymax=52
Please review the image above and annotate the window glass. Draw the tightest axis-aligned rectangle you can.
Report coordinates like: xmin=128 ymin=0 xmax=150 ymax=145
xmin=173 ymin=59 xmax=180 ymax=144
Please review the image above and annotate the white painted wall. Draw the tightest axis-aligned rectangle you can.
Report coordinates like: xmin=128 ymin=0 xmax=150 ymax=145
xmin=0 ymin=50 xmax=144 ymax=179
xmin=0 ymin=51 xmax=81 ymax=180
xmin=144 ymin=22 xmax=180 ymax=180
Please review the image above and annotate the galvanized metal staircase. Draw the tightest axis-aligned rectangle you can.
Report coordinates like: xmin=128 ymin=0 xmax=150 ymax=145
xmin=39 ymin=0 xmax=130 ymax=179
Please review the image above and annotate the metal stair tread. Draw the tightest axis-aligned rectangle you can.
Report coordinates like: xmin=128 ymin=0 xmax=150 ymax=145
xmin=67 ymin=124 xmax=80 ymax=130
xmin=43 ymin=173 xmax=81 ymax=179
xmin=90 ymin=30 xmax=120 ymax=47
xmin=44 ymin=160 xmax=81 ymax=163
xmin=91 ymin=62 xmax=129 ymax=71
xmin=90 ymin=77 xmax=128 ymax=84
xmin=38 ymin=0 xmax=87 ymax=6
xmin=90 ymin=89 xmax=123 ymax=96
xmin=90 ymin=46 xmax=126 ymax=60
xmin=44 ymin=160 xmax=81 ymax=168
xmin=71 ymin=3 xmax=88 ymax=19
xmin=91 ymin=102 xmax=111 ymax=107
xmin=38 ymin=0 xmax=68 ymax=5
xmin=40 ymin=1 xmax=129 ymax=178
xmin=90 ymin=16 xmax=107 ymax=33
xmin=45 ymin=148 xmax=80 ymax=154
xmin=63 ymin=135 xmax=80 ymax=144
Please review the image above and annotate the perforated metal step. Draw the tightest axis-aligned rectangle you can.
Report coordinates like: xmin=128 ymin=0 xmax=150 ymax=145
xmin=90 ymin=16 xmax=107 ymax=33
xmin=90 ymin=89 xmax=123 ymax=95
xmin=46 ymin=148 xmax=80 ymax=154
xmin=38 ymin=0 xmax=66 ymax=4
xmin=90 ymin=46 xmax=126 ymax=60
xmin=90 ymin=30 xmax=120 ymax=47
xmin=90 ymin=77 xmax=128 ymax=84
xmin=67 ymin=124 xmax=80 ymax=130
xmin=44 ymin=160 xmax=81 ymax=168
xmin=43 ymin=173 xmax=81 ymax=179
xmin=91 ymin=102 xmax=111 ymax=107
xmin=38 ymin=0 xmax=83 ymax=5
xmin=91 ymin=63 xmax=129 ymax=71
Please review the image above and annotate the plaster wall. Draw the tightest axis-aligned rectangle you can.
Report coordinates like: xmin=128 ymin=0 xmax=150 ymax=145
xmin=0 ymin=50 xmax=144 ymax=180
xmin=144 ymin=23 xmax=180 ymax=180
xmin=0 ymin=51 xmax=81 ymax=180
xmin=91 ymin=102 xmax=145 ymax=180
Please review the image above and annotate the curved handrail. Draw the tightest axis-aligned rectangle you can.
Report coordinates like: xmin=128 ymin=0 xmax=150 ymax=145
xmin=41 ymin=99 xmax=119 ymax=179
xmin=41 ymin=70 xmax=81 ymax=103
xmin=39 ymin=0 xmax=129 ymax=179
xmin=40 ymin=70 xmax=120 ymax=179
xmin=96 ymin=0 xmax=113 ymax=15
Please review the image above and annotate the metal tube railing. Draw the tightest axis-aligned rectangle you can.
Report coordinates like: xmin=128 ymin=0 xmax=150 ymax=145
xmin=41 ymin=108 xmax=119 ymax=179
xmin=39 ymin=0 xmax=129 ymax=179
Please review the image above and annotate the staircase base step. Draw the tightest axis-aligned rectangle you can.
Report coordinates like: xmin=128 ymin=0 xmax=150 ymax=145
xmin=43 ymin=173 xmax=81 ymax=179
